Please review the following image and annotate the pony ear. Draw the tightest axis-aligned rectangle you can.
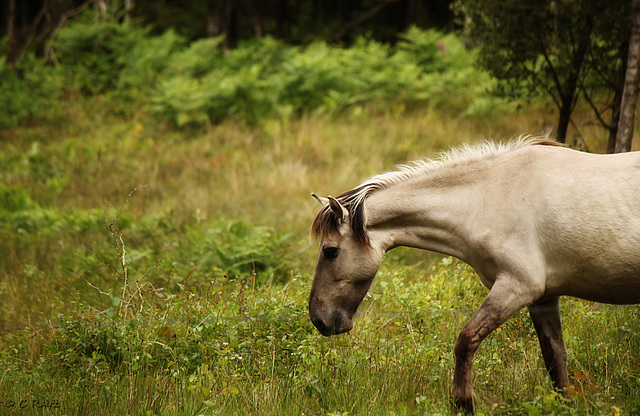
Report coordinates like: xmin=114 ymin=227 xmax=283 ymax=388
xmin=311 ymin=193 xmax=329 ymax=207
xmin=328 ymin=196 xmax=349 ymax=223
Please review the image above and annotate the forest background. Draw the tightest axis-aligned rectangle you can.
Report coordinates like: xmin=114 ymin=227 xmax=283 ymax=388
xmin=1 ymin=0 xmax=639 ymax=415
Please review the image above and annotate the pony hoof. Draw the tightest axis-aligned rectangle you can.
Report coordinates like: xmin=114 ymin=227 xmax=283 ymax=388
xmin=452 ymin=396 xmax=474 ymax=414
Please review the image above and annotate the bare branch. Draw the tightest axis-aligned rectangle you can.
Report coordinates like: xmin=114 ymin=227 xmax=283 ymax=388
xmin=44 ymin=0 xmax=96 ymax=62
xmin=332 ymin=0 xmax=400 ymax=42
xmin=578 ymin=80 xmax=613 ymax=130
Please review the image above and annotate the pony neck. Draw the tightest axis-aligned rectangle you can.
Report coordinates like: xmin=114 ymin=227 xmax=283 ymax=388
xmin=364 ymin=165 xmax=485 ymax=262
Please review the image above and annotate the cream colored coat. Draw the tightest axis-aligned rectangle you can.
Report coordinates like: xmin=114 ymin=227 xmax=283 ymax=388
xmin=310 ymin=139 xmax=640 ymax=412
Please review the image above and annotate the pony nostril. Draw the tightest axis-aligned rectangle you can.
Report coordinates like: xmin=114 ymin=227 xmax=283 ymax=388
xmin=311 ymin=315 xmax=327 ymax=331
xmin=311 ymin=314 xmax=336 ymax=336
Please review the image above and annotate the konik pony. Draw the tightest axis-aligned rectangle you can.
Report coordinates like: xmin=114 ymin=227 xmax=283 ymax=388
xmin=309 ymin=138 xmax=640 ymax=412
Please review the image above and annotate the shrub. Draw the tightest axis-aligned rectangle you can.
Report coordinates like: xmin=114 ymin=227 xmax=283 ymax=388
xmin=53 ymin=10 xmax=151 ymax=94
xmin=151 ymin=36 xmax=287 ymax=125
xmin=6 ymin=13 xmax=500 ymax=128
xmin=150 ymin=27 xmax=498 ymax=126
xmin=116 ymin=28 xmax=184 ymax=92
xmin=0 ymin=52 xmax=64 ymax=129
xmin=173 ymin=219 xmax=295 ymax=284
xmin=0 ymin=184 xmax=37 ymax=212
xmin=0 ymin=184 xmax=113 ymax=236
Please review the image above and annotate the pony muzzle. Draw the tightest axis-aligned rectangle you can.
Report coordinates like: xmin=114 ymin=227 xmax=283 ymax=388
xmin=310 ymin=310 xmax=353 ymax=336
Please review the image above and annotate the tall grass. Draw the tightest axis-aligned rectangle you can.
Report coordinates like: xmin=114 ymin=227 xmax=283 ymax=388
xmin=1 ymin=257 xmax=638 ymax=415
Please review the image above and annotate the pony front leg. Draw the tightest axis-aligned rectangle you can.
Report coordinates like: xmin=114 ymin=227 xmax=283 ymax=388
xmin=451 ymin=281 xmax=536 ymax=413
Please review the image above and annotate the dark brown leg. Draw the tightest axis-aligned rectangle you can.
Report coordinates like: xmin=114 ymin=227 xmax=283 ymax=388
xmin=451 ymin=282 xmax=534 ymax=413
xmin=528 ymin=297 xmax=569 ymax=391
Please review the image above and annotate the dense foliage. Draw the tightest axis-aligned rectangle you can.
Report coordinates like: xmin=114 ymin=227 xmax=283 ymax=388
xmin=2 ymin=0 xmax=454 ymax=53
xmin=0 ymin=11 xmax=500 ymax=129
xmin=453 ymin=0 xmax=632 ymax=144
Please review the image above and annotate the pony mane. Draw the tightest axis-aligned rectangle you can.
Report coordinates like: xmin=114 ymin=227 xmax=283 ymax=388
xmin=311 ymin=137 xmax=558 ymax=246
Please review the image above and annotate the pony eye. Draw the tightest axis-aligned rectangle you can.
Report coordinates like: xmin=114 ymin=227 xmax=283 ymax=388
xmin=323 ymin=246 xmax=340 ymax=259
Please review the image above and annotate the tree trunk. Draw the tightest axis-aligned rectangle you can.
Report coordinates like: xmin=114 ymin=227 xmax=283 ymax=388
xmin=332 ymin=0 xmax=399 ymax=42
xmin=124 ymin=0 xmax=133 ymax=21
xmin=405 ymin=0 xmax=418 ymax=29
xmin=6 ymin=0 xmax=19 ymax=65
xmin=616 ymin=0 xmax=640 ymax=153
xmin=205 ymin=0 xmax=233 ymax=49
xmin=556 ymin=68 xmax=583 ymax=143
xmin=607 ymin=42 xmax=629 ymax=153
xmin=96 ymin=0 xmax=108 ymax=15
xmin=556 ymin=96 xmax=573 ymax=144
xmin=205 ymin=1 xmax=220 ymax=38
xmin=554 ymin=13 xmax=592 ymax=144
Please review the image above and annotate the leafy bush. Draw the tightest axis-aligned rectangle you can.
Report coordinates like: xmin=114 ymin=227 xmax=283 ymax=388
xmin=116 ymin=28 xmax=184 ymax=92
xmin=151 ymin=27 xmax=499 ymax=126
xmin=49 ymin=272 xmax=312 ymax=378
xmin=0 ymin=52 xmax=64 ymax=129
xmin=174 ymin=219 xmax=295 ymax=284
xmin=151 ymin=36 xmax=287 ymax=125
xmin=2 ymin=12 xmax=502 ymax=129
xmin=280 ymin=39 xmax=392 ymax=111
xmin=53 ymin=11 xmax=151 ymax=94
xmin=0 ymin=184 xmax=114 ymax=236
xmin=0 ymin=184 xmax=37 ymax=212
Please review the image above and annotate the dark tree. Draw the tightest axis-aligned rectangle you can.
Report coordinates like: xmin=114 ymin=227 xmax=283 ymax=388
xmin=455 ymin=0 xmax=631 ymax=144
xmin=1 ymin=0 xmax=455 ymax=56
xmin=5 ymin=0 xmax=18 ymax=63
xmin=616 ymin=0 xmax=640 ymax=153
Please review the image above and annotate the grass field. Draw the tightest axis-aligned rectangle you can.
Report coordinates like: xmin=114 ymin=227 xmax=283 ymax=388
xmin=1 ymin=97 xmax=639 ymax=415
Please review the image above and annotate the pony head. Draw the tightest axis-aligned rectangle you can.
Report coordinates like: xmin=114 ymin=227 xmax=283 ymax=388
xmin=309 ymin=193 xmax=384 ymax=336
